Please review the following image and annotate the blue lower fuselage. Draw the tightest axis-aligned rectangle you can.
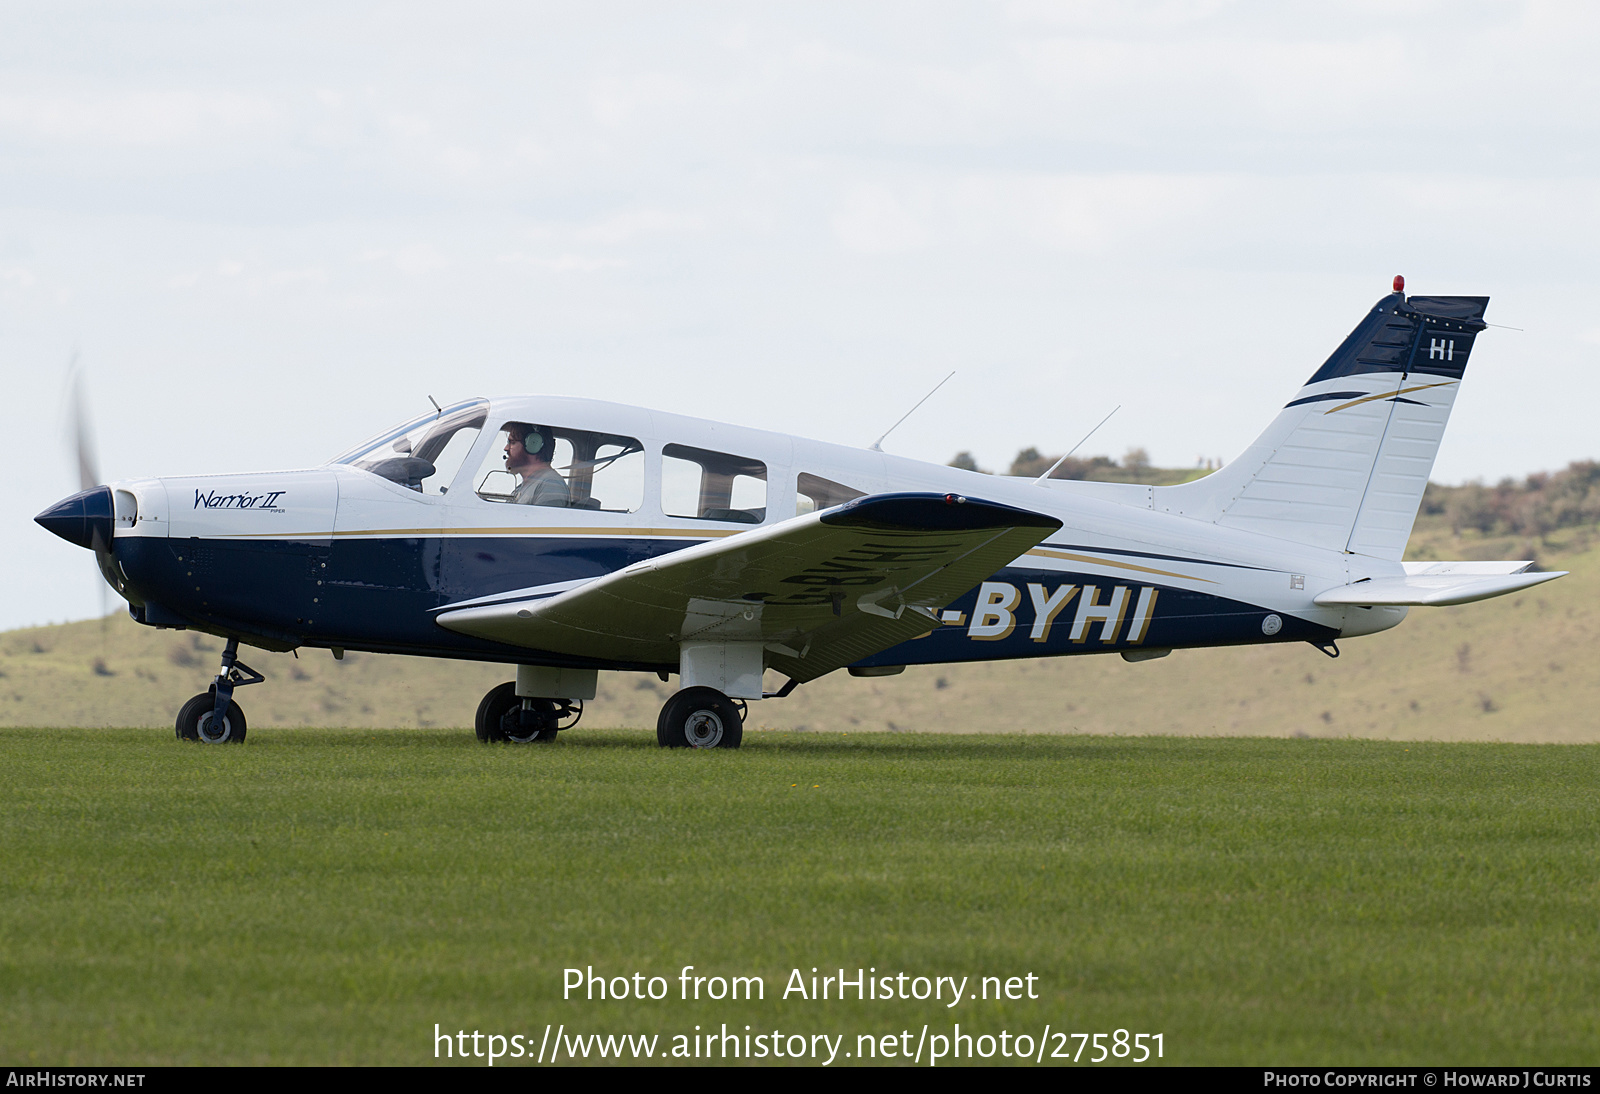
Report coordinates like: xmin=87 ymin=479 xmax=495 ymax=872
xmin=113 ymin=533 xmax=1336 ymax=672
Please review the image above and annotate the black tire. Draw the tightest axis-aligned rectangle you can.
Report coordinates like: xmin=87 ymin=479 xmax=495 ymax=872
xmin=175 ymin=691 xmax=247 ymax=744
xmin=656 ymin=686 xmax=744 ymax=749
xmin=474 ymin=682 xmax=559 ymax=744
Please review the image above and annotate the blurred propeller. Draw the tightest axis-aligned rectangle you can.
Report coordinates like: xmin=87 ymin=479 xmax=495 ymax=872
xmin=61 ymin=353 xmax=118 ymax=623
xmin=68 ymin=353 xmax=101 ymax=493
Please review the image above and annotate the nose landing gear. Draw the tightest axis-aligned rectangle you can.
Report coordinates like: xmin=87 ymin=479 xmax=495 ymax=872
xmin=175 ymin=637 xmax=264 ymax=744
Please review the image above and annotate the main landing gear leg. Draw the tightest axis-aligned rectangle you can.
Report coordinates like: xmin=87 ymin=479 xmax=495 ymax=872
xmin=175 ymin=637 xmax=264 ymax=744
xmin=474 ymin=682 xmax=583 ymax=743
xmin=656 ymin=687 xmax=745 ymax=749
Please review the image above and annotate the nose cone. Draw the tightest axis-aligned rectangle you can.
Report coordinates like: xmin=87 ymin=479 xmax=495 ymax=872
xmin=36 ymin=486 xmax=114 ymax=550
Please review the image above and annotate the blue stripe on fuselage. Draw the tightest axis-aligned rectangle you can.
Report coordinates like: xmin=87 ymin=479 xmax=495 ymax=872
xmin=115 ymin=536 xmax=1334 ymax=669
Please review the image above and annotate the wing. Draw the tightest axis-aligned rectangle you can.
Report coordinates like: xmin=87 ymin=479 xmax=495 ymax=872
xmin=1314 ymin=561 xmax=1566 ymax=607
xmin=436 ymin=492 xmax=1062 ymax=682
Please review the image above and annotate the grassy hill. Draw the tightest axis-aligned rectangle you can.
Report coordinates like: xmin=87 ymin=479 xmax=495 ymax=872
xmin=4 ymin=505 xmax=1595 ymax=742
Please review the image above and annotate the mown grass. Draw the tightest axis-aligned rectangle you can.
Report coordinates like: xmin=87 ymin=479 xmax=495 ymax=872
xmin=2 ymin=728 xmax=1598 ymax=1066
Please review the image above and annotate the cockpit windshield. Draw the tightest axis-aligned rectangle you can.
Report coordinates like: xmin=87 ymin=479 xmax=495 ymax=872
xmin=331 ymin=399 xmax=488 ymax=495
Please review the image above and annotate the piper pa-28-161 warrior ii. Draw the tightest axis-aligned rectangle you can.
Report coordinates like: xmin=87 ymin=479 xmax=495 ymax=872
xmin=36 ymin=278 xmax=1566 ymax=747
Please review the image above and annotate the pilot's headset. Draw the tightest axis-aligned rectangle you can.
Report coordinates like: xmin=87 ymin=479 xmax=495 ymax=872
xmin=508 ymin=423 xmax=556 ymax=462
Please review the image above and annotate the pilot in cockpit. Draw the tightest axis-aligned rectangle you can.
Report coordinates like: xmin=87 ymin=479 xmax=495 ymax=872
xmin=503 ymin=423 xmax=571 ymax=507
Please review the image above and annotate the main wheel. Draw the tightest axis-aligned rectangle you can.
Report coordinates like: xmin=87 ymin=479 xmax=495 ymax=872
xmin=657 ymin=687 xmax=744 ymax=749
xmin=176 ymin=691 xmax=247 ymax=744
xmin=474 ymin=682 xmax=559 ymax=743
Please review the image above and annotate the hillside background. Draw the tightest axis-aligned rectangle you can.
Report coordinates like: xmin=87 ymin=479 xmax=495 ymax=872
xmin=7 ymin=456 xmax=1598 ymax=742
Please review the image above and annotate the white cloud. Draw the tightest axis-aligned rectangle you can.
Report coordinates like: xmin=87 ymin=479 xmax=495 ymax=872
xmin=575 ymin=209 xmax=706 ymax=245
xmin=357 ymin=246 xmax=449 ymax=275
xmin=834 ymin=172 xmax=1236 ymax=254
xmin=0 ymin=90 xmax=279 ymax=147
xmin=832 ymin=185 xmax=932 ymax=253
xmin=497 ymin=252 xmax=627 ymax=272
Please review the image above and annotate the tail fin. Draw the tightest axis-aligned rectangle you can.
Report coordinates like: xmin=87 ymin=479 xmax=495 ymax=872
xmin=1159 ymin=289 xmax=1489 ymax=560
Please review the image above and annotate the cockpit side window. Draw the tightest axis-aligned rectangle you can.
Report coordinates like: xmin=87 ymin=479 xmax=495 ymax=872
xmin=796 ymin=472 xmax=866 ymax=515
xmin=474 ymin=423 xmax=644 ymax=512
xmin=333 ymin=402 xmax=487 ymax=496
xmin=662 ymin=443 xmax=767 ymax=523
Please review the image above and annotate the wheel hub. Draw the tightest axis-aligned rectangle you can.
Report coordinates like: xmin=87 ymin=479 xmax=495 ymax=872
xmin=502 ymin=703 xmax=553 ymax=743
xmin=683 ymin=710 xmax=724 ymax=748
xmin=504 ymin=720 xmax=546 ymax=744
xmin=196 ymin=712 xmax=231 ymax=744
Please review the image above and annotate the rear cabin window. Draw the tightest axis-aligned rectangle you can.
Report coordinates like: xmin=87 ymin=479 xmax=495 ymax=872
xmin=662 ymin=443 xmax=767 ymax=523
xmin=474 ymin=423 xmax=644 ymax=512
xmin=796 ymin=472 xmax=866 ymax=515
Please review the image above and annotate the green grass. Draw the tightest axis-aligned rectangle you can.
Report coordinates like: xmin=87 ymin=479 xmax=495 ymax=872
xmin=3 ymin=728 xmax=1599 ymax=1066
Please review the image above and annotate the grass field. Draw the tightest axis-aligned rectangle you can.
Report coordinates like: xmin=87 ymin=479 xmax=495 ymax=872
xmin=4 ymin=727 xmax=1598 ymax=1065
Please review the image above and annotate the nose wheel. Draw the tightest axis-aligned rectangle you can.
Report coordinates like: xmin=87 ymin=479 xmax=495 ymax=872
xmin=175 ymin=691 xmax=247 ymax=743
xmin=174 ymin=637 xmax=262 ymax=744
xmin=657 ymin=686 xmax=744 ymax=749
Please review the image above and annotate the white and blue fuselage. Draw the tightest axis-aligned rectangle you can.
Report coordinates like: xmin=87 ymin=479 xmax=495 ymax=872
xmin=96 ymin=396 xmax=1384 ymax=668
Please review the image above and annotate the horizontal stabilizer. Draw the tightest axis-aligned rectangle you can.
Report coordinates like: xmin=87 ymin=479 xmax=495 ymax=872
xmin=1313 ymin=564 xmax=1565 ymax=607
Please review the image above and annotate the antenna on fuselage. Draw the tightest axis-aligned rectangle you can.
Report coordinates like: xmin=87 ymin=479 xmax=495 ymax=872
xmin=869 ymin=371 xmax=955 ymax=452
xmin=1032 ymin=405 xmax=1121 ymax=486
xmin=427 ymin=395 xmax=442 ymax=418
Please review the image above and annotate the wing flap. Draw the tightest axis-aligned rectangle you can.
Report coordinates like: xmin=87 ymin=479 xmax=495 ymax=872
xmin=436 ymin=492 xmax=1061 ymax=680
xmin=1314 ymin=568 xmax=1566 ymax=607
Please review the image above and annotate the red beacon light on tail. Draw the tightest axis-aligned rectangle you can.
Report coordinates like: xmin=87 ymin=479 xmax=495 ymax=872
xmin=1393 ymin=274 xmax=1405 ymax=293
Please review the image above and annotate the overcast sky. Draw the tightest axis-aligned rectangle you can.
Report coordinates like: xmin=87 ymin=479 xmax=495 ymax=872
xmin=4 ymin=1 xmax=1597 ymax=630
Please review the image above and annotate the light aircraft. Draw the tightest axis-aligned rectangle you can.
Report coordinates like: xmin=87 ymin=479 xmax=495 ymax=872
xmin=36 ymin=278 xmax=1564 ymax=747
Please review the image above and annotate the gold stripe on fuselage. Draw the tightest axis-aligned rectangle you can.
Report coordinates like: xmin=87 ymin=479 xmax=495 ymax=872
xmin=220 ymin=526 xmax=746 ymax=540
xmin=1025 ymin=547 xmax=1214 ymax=584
